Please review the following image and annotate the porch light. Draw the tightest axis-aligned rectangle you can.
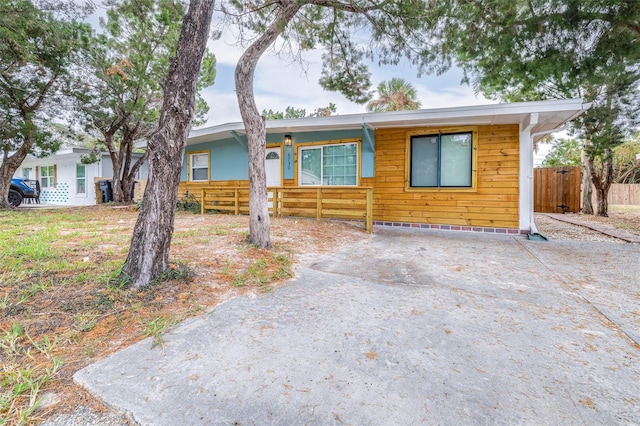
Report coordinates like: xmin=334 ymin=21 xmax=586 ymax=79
xmin=284 ymin=135 xmax=292 ymax=146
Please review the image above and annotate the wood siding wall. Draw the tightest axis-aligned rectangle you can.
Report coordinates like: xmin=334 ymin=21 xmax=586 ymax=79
xmin=372 ymin=125 xmax=520 ymax=229
xmin=178 ymin=124 xmax=521 ymax=229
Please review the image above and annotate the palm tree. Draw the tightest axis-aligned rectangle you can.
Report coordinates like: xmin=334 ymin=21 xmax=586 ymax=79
xmin=366 ymin=78 xmax=422 ymax=112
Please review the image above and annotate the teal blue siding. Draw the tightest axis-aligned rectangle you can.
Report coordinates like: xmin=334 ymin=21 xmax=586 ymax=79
xmin=183 ymin=129 xmax=375 ymax=181
xmin=211 ymin=140 xmax=249 ymax=180
xmin=184 ymin=139 xmax=248 ymax=181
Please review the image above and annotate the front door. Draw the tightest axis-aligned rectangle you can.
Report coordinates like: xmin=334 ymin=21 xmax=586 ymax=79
xmin=265 ymin=147 xmax=282 ymax=187
xmin=266 ymin=147 xmax=282 ymax=212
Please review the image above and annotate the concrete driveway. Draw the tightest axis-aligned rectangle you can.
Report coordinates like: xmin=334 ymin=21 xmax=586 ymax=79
xmin=75 ymin=229 xmax=640 ymax=425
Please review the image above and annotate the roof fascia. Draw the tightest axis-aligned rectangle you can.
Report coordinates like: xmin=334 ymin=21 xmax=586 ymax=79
xmin=188 ymin=99 xmax=588 ymax=145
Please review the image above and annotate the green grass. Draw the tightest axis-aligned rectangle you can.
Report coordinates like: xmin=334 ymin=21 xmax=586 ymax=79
xmin=610 ymin=204 xmax=640 ymax=214
xmin=0 ymin=208 xmax=132 ymax=423
xmin=0 ymin=322 xmax=61 ymax=424
xmin=141 ymin=312 xmax=185 ymax=349
xmin=231 ymin=250 xmax=292 ymax=292
xmin=0 ymin=206 xmax=295 ymax=424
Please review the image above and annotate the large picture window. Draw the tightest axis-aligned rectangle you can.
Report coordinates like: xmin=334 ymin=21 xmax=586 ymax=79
xmin=410 ymin=132 xmax=473 ymax=188
xmin=40 ymin=165 xmax=55 ymax=189
xmin=189 ymin=152 xmax=209 ymax=182
xmin=299 ymin=143 xmax=357 ymax=186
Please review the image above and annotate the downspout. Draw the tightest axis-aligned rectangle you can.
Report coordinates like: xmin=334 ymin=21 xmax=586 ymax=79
xmin=520 ymin=113 xmax=538 ymax=235
xmin=528 ymin=123 xmax=570 ymax=235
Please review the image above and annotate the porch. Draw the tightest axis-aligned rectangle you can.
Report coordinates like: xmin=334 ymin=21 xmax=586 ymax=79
xmin=187 ymin=185 xmax=373 ymax=232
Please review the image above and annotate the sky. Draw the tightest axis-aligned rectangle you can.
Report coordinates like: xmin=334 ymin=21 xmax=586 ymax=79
xmin=200 ymin=31 xmax=495 ymax=126
xmin=84 ymin=3 xmax=552 ymax=164
xmin=200 ymin=32 xmax=553 ymax=164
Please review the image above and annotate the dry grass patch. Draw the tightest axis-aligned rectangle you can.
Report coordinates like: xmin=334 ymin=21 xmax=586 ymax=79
xmin=0 ymin=206 xmax=367 ymax=424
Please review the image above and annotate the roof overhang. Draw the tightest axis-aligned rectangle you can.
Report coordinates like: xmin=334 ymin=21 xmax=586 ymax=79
xmin=188 ymin=99 xmax=590 ymax=146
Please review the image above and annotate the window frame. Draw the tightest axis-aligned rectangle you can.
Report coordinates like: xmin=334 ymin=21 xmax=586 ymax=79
xmin=40 ymin=165 xmax=55 ymax=189
xmin=187 ymin=150 xmax=210 ymax=182
xmin=295 ymin=139 xmax=360 ymax=187
xmin=76 ymin=163 xmax=87 ymax=196
xmin=405 ymin=126 xmax=478 ymax=192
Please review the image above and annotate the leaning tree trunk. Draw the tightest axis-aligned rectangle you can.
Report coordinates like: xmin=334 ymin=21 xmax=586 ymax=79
xmin=0 ymin=138 xmax=33 ymax=208
xmin=123 ymin=0 xmax=214 ymax=290
xmin=581 ymin=146 xmax=593 ymax=215
xmin=235 ymin=1 xmax=301 ymax=248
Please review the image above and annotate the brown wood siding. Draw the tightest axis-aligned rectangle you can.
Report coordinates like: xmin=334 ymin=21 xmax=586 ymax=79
xmin=372 ymin=124 xmax=520 ymax=229
xmin=178 ymin=124 xmax=520 ymax=229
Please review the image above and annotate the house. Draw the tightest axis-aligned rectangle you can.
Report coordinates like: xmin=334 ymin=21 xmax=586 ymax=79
xmin=15 ymin=148 xmax=149 ymax=205
xmin=178 ymin=99 xmax=589 ymax=234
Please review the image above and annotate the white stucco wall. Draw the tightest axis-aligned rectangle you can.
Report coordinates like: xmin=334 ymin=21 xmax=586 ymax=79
xmin=16 ymin=149 xmax=148 ymax=206
xmin=16 ymin=153 xmax=99 ymax=206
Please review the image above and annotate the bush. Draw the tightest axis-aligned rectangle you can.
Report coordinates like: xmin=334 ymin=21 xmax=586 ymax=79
xmin=176 ymin=192 xmax=201 ymax=214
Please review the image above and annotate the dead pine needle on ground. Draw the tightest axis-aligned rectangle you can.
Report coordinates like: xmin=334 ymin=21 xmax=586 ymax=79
xmin=0 ymin=205 xmax=367 ymax=425
xmin=1 ymin=204 xmax=639 ymax=424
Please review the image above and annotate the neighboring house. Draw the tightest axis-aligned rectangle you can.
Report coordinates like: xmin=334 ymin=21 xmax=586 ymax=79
xmin=15 ymin=148 xmax=149 ymax=205
xmin=179 ymin=99 xmax=589 ymax=234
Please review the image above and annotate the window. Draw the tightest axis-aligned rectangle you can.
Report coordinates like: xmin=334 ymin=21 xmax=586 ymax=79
xmin=40 ymin=165 xmax=55 ymax=189
xmin=189 ymin=152 xmax=209 ymax=182
xmin=409 ymin=132 xmax=473 ymax=188
xmin=22 ymin=167 xmax=32 ymax=179
xmin=299 ymin=143 xmax=357 ymax=186
xmin=76 ymin=164 xmax=86 ymax=195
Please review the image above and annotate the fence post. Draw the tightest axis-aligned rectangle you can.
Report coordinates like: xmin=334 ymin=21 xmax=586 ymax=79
xmin=366 ymin=188 xmax=373 ymax=233
xmin=317 ymin=188 xmax=322 ymax=220
xmin=234 ymin=188 xmax=239 ymax=215
xmin=200 ymin=189 xmax=205 ymax=214
xmin=279 ymin=188 xmax=284 ymax=217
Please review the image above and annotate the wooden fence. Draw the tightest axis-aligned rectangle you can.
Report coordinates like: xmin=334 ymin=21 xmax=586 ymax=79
xmin=534 ymin=167 xmax=581 ymax=213
xmin=590 ymin=183 xmax=640 ymax=206
xmin=199 ymin=186 xmax=374 ymax=232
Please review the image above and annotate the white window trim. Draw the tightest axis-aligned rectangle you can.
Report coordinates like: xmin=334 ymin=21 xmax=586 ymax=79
xmin=298 ymin=142 xmax=359 ymax=187
xmin=41 ymin=165 xmax=55 ymax=189
xmin=76 ymin=163 xmax=87 ymax=197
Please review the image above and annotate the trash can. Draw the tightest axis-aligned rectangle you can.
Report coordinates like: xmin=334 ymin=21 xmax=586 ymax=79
xmin=98 ymin=180 xmax=113 ymax=203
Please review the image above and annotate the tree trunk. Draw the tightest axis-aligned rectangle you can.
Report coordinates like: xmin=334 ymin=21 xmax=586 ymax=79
xmin=235 ymin=1 xmax=301 ymax=248
xmin=594 ymin=185 xmax=608 ymax=217
xmin=588 ymin=148 xmax=614 ymax=217
xmin=102 ymin=132 xmax=126 ymax=203
xmin=0 ymin=138 xmax=33 ymax=209
xmin=121 ymin=152 xmax=148 ymax=203
xmin=122 ymin=0 xmax=214 ymax=290
xmin=581 ymin=147 xmax=593 ymax=214
xmin=118 ymin=135 xmax=135 ymax=203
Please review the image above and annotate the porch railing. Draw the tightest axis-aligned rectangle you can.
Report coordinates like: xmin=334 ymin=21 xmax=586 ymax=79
xmin=199 ymin=186 xmax=373 ymax=232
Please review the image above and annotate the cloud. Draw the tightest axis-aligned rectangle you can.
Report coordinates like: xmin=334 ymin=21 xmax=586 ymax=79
xmin=200 ymin=30 xmax=496 ymax=128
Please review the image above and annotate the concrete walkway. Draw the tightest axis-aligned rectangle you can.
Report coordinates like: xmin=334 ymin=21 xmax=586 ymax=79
xmin=74 ymin=229 xmax=640 ymax=425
